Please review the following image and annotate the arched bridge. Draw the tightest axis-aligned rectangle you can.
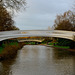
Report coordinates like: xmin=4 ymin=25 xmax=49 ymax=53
xmin=0 ymin=30 xmax=75 ymax=41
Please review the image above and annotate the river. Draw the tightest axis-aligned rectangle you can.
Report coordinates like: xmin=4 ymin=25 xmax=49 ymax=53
xmin=0 ymin=45 xmax=75 ymax=75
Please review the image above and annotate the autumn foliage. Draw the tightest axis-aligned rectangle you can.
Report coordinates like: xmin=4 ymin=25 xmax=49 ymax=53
xmin=53 ymin=10 xmax=75 ymax=31
xmin=0 ymin=5 xmax=19 ymax=31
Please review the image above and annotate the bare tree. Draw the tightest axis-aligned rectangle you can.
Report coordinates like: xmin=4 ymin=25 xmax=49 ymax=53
xmin=0 ymin=0 xmax=26 ymax=31
xmin=0 ymin=5 xmax=19 ymax=31
xmin=0 ymin=0 xmax=26 ymax=11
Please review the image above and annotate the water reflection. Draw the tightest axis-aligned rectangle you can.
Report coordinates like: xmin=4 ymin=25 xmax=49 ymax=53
xmin=0 ymin=55 xmax=17 ymax=75
xmin=52 ymin=48 xmax=75 ymax=75
xmin=53 ymin=48 xmax=75 ymax=59
xmin=0 ymin=45 xmax=75 ymax=75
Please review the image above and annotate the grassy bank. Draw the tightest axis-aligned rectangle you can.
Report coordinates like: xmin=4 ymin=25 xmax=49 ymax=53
xmin=0 ymin=47 xmax=3 ymax=54
xmin=54 ymin=45 xmax=70 ymax=49
xmin=41 ymin=38 xmax=75 ymax=49
xmin=0 ymin=42 xmax=25 ymax=61
xmin=0 ymin=42 xmax=18 ymax=54
xmin=21 ymin=41 xmax=70 ymax=49
xmin=48 ymin=42 xmax=70 ymax=49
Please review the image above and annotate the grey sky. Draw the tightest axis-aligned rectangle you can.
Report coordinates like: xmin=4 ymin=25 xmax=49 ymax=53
xmin=14 ymin=0 xmax=75 ymax=30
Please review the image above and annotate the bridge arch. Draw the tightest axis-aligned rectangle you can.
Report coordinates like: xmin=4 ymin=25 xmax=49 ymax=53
xmin=0 ymin=30 xmax=75 ymax=41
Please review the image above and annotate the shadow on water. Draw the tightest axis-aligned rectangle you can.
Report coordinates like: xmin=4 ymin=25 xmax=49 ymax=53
xmin=53 ymin=48 xmax=75 ymax=59
xmin=0 ymin=51 xmax=18 ymax=75
xmin=52 ymin=48 xmax=75 ymax=75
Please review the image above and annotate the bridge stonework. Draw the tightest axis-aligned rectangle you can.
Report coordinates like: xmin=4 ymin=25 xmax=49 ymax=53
xmin=0 ymin=30 xmax=75 ymax=41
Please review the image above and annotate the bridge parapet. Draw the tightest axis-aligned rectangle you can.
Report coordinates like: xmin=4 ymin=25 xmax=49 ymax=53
xmin=0 ymin=30 xmax=75 ymax=41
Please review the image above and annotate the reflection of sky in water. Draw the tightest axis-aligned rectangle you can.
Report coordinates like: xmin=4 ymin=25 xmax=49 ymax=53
xmin=0 ymin=45 xmax=75 ymax=75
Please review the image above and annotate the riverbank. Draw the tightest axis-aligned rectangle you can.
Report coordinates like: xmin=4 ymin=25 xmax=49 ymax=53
xmin=0 ymin=42 xmax=25 ymax=61
xmin=0 ymin=42 xmax=75 ymax=61
xmin=40 ymin=44 xmax=75 ymax=52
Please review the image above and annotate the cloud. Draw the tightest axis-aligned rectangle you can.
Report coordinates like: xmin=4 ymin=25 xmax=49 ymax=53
xmin=14 ymin=0 xmax=75 ymax=30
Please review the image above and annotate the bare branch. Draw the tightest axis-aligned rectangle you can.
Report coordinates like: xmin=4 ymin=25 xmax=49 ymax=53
xmin=0 ymin=0 xmax=26 ymax=11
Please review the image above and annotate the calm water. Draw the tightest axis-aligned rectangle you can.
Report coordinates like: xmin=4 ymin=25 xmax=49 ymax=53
xmin=0 ymin=45 xmax=75 ymax=75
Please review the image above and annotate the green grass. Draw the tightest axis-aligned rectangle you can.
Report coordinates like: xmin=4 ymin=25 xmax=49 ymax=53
xmin=0 ymin=42 xmax=25 ymax=60
xmin=9 ymin=42 xmax=18 ymax=46
xmin=25 ymin=42 xmax=30 ymax=44
xmin=30 ymin=42 xmax=35 ymax=45
xmin=48 ymin=43 xmax=54 ymax=45
xmin=41 ymin=42 xmax=46 ymax=44
xmin=48 ymin=42 xmax=70 ymax=49
xmin=0 ymin=47 xmax=3 ymax=53
xmin=0 ymin=42 xmax=18 ymax=54
xmin=2 ymin=42 xmax=18 ymax=47
xmin=54 ymin=45 xmax=70 ymax=49
xmin=48 ymin=42 xmax=57 ymax=45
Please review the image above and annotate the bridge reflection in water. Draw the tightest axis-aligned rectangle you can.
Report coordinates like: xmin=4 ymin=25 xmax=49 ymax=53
xmin=0 ymin=45 xmax=75 ymax=75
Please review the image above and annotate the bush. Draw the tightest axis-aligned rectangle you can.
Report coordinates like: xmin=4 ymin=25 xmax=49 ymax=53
xmin=0 ymin=42 xmax=25 ymax=60
xmin=57 ymin=38 xmax=75 ymax=49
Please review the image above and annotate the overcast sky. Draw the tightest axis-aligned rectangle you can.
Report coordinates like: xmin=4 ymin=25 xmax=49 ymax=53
xmin=14 ymin=0 xmax=75 ymax=30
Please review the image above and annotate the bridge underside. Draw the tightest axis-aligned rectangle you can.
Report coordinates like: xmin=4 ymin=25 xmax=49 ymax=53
xmin=0 ymin=36 xmax=74 ymax=42
xmin=0 ymin=36 xmax=75 ymax=49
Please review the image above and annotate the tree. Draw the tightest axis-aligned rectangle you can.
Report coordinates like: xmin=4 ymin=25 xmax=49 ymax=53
xmin=0 ymin=5 xmax=19 ymax=31
xmin=53 ymin=10 xmax=75 ymax=31
xmin=0 ymin=0 xmax=26 ymax=31
xmin=0 ymin=0 xmax=26 ymax=11
xmin=11 ymin=25 xmax=19 ymax=30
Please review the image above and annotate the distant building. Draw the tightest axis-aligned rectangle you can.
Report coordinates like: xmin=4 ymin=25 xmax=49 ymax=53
xmin=48 ymin=26 xmax=51 ymax=30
